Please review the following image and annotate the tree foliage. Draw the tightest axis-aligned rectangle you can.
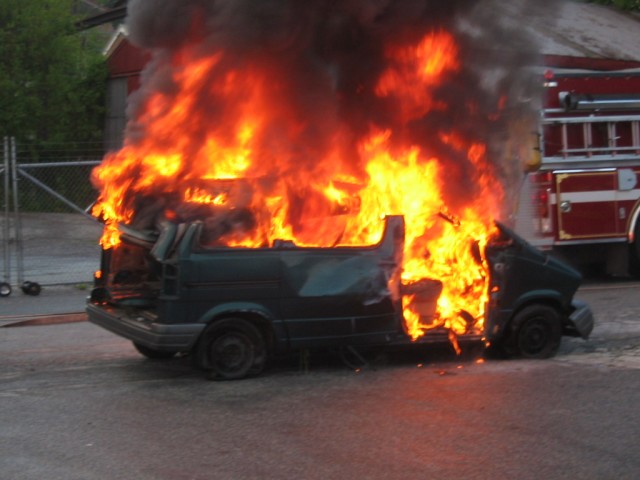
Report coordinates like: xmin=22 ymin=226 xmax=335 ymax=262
xmin=588 ymin=0 xmax=640 ymax=11
xmin=0 ymin=0 xmax=108 ymax=157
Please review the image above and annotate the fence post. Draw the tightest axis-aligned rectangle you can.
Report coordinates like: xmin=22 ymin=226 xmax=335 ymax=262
xmin=2 ymin=137 xmax=11 ymax=287
xmin=10 ymin=136 xmax=24 ymax=286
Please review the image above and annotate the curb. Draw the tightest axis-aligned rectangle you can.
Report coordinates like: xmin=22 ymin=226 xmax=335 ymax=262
xmin=0 ymin=313 xmax=87 ymax=328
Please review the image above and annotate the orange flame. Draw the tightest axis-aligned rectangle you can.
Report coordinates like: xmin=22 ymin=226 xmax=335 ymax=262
xmin=92 ymin=30 xmax=504 ymax=340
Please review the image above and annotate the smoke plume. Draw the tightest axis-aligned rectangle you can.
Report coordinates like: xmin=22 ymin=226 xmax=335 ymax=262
xmin=109 ymin=0 xmax=555 ymax=232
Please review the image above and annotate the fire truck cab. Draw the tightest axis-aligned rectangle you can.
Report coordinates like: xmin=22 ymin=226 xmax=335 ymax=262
xmin=515 ymin=60 xmax=640 ymax=275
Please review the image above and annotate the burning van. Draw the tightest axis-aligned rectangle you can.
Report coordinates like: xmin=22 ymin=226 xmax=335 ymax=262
xmin=86 ymin=214 xmax=593 ymax=380
xmin=87 ymin=1 xmax=594 ymax=378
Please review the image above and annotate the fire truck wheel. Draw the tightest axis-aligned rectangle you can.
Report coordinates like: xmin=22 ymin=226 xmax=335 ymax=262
xmin=631 ymin=222 xmax=640 ymax=276
xmin=132 ymin=342 xmax=177 ymax=360
xmin=506 ymin=304 xmax=562 ymax=359
xmin=197 ymin=318 xmax=266 ymax=380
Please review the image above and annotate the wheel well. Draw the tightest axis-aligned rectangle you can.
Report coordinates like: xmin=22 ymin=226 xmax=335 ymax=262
xmin=627 ymin=204 xmax=640 ymax=276
xmin=628 ymin=201 xmax=640 ymax=243
xmin=514 ymin=298 xmax=562 ymax=313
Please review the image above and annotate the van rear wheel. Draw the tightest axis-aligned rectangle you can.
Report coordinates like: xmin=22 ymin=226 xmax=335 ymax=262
xmin=197 ymin=318 xmax=266 ymax=380
xmin=505 ymin=305 xmax=562 ymax=359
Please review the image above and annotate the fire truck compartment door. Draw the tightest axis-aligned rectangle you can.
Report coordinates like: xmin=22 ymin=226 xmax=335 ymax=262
xmin=618 ymin=168 xmax=637 ymax=191
xmin=615 ymin=168 xmax=639 ymax=236
xmin=555 ymin=171 xmax=620 ymax=240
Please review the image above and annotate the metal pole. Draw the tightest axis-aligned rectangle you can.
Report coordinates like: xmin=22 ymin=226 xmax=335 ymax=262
xmin=10 ymin=137 xmax=24 ymax=285
xmin=2 ymin=137 xmax=11 ymax=285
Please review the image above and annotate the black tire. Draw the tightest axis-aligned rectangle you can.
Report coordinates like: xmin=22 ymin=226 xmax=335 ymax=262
xmin=0 ymin=282 xmax=11 ymax=297
xmin=196 ymin=318 xmax=266 ymax=380
xmin=133 ymin=342 xmax=177 ymax=360
xmin=504 ymin=304 xmax=562 ymax=359
xmin=21 ymin=281 xmax=41 ymax=296
xmin=630 ymin=221 xmax=640 ymax=277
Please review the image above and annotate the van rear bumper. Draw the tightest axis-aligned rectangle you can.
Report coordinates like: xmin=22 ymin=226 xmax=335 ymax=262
xmin=86 ymin=302 xmax=204 ymax=351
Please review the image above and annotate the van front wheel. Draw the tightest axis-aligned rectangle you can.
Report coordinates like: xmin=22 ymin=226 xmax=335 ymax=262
xmin=505 ymin=305 xmax=562 ymax=359
xmin=197 ymin=318 xmax=266 ymax=380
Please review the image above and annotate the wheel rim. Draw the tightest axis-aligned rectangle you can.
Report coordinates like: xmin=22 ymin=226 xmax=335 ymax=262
xmin=210 ymin=332 xmax=254 ymax=378
xmin=518 ymin=318 xmax=550 ymax=356
xmin=0 ymin=283 xmax=11 ymax=296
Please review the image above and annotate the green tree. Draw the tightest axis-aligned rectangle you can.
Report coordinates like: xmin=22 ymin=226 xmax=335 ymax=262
xmin=588 ymin=0 xmax=640 ymax=11
xmin=0 ymin=0 xmax=108 ymax=158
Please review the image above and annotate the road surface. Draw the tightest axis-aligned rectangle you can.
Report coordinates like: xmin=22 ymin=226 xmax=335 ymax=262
xmin=1 ymin=280 xmax=639 ymax=479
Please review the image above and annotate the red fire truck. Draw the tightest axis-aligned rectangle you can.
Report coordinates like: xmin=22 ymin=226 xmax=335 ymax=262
xmin=515 ymin=56 xmax=640 ymax=276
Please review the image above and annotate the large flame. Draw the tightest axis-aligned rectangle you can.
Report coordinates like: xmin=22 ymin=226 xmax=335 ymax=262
xmin=93 ymin=25 xmax=505 ymax=341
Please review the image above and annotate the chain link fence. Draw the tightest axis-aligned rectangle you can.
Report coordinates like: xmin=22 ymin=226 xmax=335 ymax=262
xmin=1 ymin=137 xmax=104 ymax=294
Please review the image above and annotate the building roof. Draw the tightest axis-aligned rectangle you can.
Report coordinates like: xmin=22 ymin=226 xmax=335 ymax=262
xmin=76 ymin=3 xmax=126 ymax=31
xmin=508 ymin=1 xmax=640 ymax=62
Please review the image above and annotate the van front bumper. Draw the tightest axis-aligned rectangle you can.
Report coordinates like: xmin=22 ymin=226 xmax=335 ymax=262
xmin=567 ymin=299 xmax=594 ymax=339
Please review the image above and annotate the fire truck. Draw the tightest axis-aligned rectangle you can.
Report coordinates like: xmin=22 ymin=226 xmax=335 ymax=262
xmin=515 ymin=57 xmax=640 ymax=276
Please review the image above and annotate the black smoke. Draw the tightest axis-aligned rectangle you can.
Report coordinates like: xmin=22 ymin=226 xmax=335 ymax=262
xmin=119 ymin=0 xmax=556 ymax=228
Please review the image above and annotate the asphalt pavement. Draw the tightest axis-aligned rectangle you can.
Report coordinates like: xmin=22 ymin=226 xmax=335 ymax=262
xmin=2 ymin=284 xmax=639 ymax=480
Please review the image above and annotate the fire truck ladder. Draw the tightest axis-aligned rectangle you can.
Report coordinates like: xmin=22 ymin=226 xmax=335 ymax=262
xmin=541 ymin=112 xmax=640 ymax=169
